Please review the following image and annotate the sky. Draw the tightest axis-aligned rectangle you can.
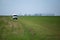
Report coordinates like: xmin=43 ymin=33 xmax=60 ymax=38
xmin=0 ymin=0 xmax=60 ymax=15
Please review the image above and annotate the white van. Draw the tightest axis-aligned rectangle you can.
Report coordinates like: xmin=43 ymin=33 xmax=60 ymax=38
xmin=12 ymin=15 xmax=18 ymax=20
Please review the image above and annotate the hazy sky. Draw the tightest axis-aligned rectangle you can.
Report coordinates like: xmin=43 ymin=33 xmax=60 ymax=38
xmin=0 ymin=0 xmax=60 ymax=15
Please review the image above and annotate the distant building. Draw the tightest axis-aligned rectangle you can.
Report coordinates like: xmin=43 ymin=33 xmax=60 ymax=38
xmin=12 ymin=15 xmax=18 ymax=20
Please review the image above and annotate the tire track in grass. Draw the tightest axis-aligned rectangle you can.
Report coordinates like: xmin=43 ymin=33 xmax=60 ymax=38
xmin=19 ymin=18 xmax=41 ymax=40
xmin=19 ymin=19 xmax=47 ymax=40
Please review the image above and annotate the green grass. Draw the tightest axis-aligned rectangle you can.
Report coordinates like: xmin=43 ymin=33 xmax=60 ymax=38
xmin=0 ymin=16 xmax=60 ymax=40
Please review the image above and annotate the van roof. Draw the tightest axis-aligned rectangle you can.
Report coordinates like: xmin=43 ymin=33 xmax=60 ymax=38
xmin=13 ymin=15 xmax=17 ymax=16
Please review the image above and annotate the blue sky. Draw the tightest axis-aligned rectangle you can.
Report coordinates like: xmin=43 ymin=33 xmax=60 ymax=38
xmin=0 ymin=0 xmax=60 ymax=15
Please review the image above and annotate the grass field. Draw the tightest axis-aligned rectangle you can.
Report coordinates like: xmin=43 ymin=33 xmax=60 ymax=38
xmin=0 ymin=16 xmax=60 ymax=40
